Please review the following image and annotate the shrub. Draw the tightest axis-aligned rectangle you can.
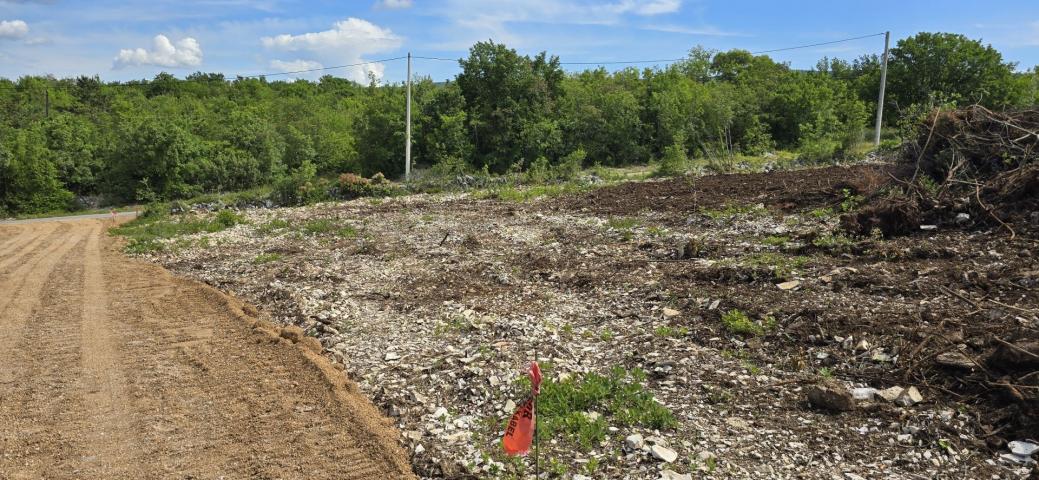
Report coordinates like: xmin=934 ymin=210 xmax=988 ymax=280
xmin=653 ymin=139 xmax=689 ymax=177
xmin=214 ymin=209 xmax=245 ymax=228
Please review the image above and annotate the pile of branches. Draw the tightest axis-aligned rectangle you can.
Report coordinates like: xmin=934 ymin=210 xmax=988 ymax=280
xmin=843 ymin=105 xmax=1039 ymax=238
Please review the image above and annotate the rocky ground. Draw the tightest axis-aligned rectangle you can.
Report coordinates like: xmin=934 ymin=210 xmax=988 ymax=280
xmin=131 ymin=164 xmax=1038 ymax=479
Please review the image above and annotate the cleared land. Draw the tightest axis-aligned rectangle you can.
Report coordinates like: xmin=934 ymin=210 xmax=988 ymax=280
xmin=0 ymin=218 xmax=414 ymax=479
xmin=132 ymin=164 xmax=1038 ymax=479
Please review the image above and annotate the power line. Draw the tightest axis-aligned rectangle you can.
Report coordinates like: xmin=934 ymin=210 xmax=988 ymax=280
xmin=415 ymin=32 xmax=884 ymax=67
xmin=235 ymin=56 xmax=408 ymax=79
xmin=0 ymin=32 xmax=887 ymax=91
xmin=750 ymin=32 xmax=885 ymax=55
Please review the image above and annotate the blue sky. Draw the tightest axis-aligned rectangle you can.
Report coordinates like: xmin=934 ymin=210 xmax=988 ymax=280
xmin=1 ymin=0 xmax=1037 ymax=84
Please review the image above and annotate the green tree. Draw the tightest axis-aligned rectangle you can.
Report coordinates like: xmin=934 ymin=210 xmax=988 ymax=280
xmin=888 ymin=32 xmax=1022 ymax=110
xmin=1 ymin=129 xmax=73 ymax=213
xmin=106 ymin=120 xmax=206 ymax=201
xmin=457 ymin=41 xmax=564 ymax=171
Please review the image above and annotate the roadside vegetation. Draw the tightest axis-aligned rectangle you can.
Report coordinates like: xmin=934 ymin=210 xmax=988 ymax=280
xmin=3 ymin=32 xmax=1036 ymax=218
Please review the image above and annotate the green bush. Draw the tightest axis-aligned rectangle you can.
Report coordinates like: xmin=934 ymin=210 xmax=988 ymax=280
xmin=653 ymin=139 xmax=689 ymax=177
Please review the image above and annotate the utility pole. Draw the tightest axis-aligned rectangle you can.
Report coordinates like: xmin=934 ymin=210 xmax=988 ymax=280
xmin=45 ymin=89 xmax=50 ymax=118
xmin=873 ymin=31 xmax=890 ymax=146
xmin=405 ymin=52 xmax=412 ymax=181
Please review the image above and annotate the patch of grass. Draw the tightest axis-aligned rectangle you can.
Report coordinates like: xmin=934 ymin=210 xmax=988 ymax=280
xmin=646 ymin=225 xmax=668 ymax=237
xmin=599 ymin=329 xmax=614 ymax=342
xmin=653 ymin=325 xmax=690 ymax=338
xmin=700 ymin=203 xmax=767 ymax=220
xmin=301 ymin=219 xmax=357 ymax=237
xmin=818 ymin=367 xmax=834 ymax=378
xmin=809 ymin=206 xmax=834 ymax=219
xmin=812 ymin=232 xmax=854 ymax=250
xmin=252 ymin=252 xmax=283 ymax=264
xmin=524 ymin=366 xmax=677 ymax=451
xmin=721 ymin=309 xmax=765 ymax=336
xmin=478 ymin=183 xmax=589 ymax=202
xmin=607 ymin=217 xmax=640 ymax=230
xmin=606 ymin=216 xmax=641 ymax=241
xmin=740 ymin=252 xmax=809 ymax=281
xmin=257 ymin=218 xmax=290 ymax=234
xmin=111 ymin=209 xmax=244 ymax=254
xmin=761 ymin=235 xmax=790 ymax=247
xmin=741 ymin=359 xmax=763 ymax=375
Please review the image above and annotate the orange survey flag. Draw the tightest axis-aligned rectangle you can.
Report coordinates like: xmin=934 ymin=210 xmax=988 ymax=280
xmin=502 ymin=361 xmax=542 ymax=456
xmin=502 ymin=396 xmax=535 ymax=456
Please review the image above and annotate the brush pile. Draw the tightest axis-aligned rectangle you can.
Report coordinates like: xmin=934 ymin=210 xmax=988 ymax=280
xmin=842 ymin=105 xmax=1039 ymax=238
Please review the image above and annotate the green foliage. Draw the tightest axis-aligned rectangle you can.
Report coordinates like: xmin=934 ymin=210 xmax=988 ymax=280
xmin=111 ymin=210 xmax=242 ymax=254
xmin=653 ymin=325 xmax=690 ymax=338
xmin=0 ymin=128 xmax=74 ymax=213
xmin=252 ymin=252 xmax=283 ymax=264
xmin=721 ymin=309 xmax=765 ymax=336
xmin=888 ymin=32 xmax=1024 ymax=112
xmin=700 ymin=203 xmax=767 ymax=219
xmin=653 ymin=137 xmax=689 ymax=177
xmin=536 ymin=366 xmax=677 ymax=451
xmin=2 ymin=33 xmax=1035 ymax=215
xmin=301 ymin=218 xmax=357 ymax=237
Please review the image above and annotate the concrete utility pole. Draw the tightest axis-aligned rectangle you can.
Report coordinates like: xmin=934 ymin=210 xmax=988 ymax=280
xmin=405 ymin=52 xmax=412 ymax=181
xmin=873 ymin=31 xmax=890 ymax=146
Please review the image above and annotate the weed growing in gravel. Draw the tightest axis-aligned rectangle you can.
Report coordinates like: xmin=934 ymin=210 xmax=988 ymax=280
xmin=252 ymin=253 xmax=283 ymax=264
xmin=257 ymin=218 xmax=290 ymax=234
xmin=812 ymin=232 xmax=855 ymax=250
xmin=653 ymin=325 xmax=689 ymax=338
xmin=740 ymin=252 xmax=808 ymax=280
xmin=606 ymin=216 xmax=640 ymax=241
xmin=809 ymin=206 xmax=834 ymax=219
xmin=112 ymin=209 xmax=245 ymax=254
xmin=479 ymin=183 xmax=589 ymax=202
xmin=607 ymin=217 xmax=640 ymax=230
xmin=721 ymin=309 xmax=765 ymax=336
xmin=523 ymin=366 xmax=677 ymax=451
xmin=700 ymin=203 xmax=766 ymax=220
xmin=301 ymin=219 xmax=357 ymax=237
xmin=762 ymin=235 xmax=790 ymax=247
xmin=646 ymin=225 xmax=668 ymax=237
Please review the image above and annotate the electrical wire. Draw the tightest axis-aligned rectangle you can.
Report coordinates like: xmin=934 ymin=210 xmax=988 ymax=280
xmin=0 ymin=32 xmax=886 ymax=90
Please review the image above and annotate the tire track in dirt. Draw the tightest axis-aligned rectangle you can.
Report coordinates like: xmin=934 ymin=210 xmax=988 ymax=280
xmin=0 ymin=225 xmax=88 ymax=386
xmin=0 ymin=223 xmax=60 ymax=273
xmin=0 ymin=224 xmax=27 ymax=253
xmin=0 ymin=227 xmax=90 ymax=475
xmin=77 ymin=225 xmax=141 ymax=477
xmin=0 ymin=218 xmax=415 ymax=479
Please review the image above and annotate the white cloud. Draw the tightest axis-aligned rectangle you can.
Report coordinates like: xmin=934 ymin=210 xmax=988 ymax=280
xmin=270 ymin=59 xmax=323 ymax=72
xmin=261 ymin=18 xmax=402 ymax=82
xmin=0 ymin=19 xmax=29 ymax=39
xmin=643 ymin=24 xmax=743 ymax=37
xmin=113 ymin=35 xmax=203 ymax=69
xmin=375 ymin=0 xmax=413 ymax=9
xmin=626 ymin=0 xmax=681 ymax=15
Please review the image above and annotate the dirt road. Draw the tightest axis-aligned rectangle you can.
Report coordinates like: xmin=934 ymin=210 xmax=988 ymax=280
xmin=0 ymin=218 xmax=414 ymax=479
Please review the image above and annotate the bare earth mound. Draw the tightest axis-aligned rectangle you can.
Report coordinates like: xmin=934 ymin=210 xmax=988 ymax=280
xmin=0 ymin=218 xmax=414 ymax=479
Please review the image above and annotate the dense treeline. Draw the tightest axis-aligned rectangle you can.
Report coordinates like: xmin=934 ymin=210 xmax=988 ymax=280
xmin=1 ymin=32 xmax=1037 ymax=215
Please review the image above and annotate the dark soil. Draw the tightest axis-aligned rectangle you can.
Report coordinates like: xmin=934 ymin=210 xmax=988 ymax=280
xmin=553 ymin=164 xmax=895 ymax=219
